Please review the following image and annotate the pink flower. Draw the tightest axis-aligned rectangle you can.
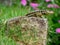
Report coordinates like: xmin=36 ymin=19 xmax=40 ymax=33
xmin=21 ymin=0 xmax=27 ymax=6
xmin=47 ymin=4 xmax=60 ymax=8
xmin=45 ymin=0 xmax=51 ymax=2
xmin=47 ymin=4 xmax=53 ymax=8
xmin=58 ymin=20 xmax=60 ymax=23
xmin=30 ymin=3 xmax=39 ymax=10
xmin=53 ymin=4 xmax=60 ymax=8
xmin=56 ymin=28 xmax=60 ymax=33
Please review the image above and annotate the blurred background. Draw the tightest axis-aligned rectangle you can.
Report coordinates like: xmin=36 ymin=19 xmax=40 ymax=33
xmin=0 ymin=0 xmax=60 ymax=45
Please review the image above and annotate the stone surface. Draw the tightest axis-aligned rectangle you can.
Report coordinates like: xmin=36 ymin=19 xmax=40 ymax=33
xmin=6 ymin=16 xmax=48 ymax=45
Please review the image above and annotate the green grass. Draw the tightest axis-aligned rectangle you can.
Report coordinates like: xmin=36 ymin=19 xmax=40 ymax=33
xmin=0 ymin=5 xmax=29 ymax=45
xmin=0 ymin=4 xmax=60 ymax=45
xmin=0 ymin=5 xmax=35 ymax=45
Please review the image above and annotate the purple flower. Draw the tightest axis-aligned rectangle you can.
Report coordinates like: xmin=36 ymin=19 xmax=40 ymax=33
xmin=47 ymin=4 xmax=53 ymax=8
xmin=30 ymin=3 xmax=39 ymax=10
xmin=53 ymin=4 xmax=60 ymax=8
xmin=47 ymin=4 xmax=60 ymax=8
xmin=45 ymin=0 xmax=51 ymax=2
xmin=21 ymin=0 xmax=27 ymax=6
xmin=56 ymin=28 xmax=60 ymax=33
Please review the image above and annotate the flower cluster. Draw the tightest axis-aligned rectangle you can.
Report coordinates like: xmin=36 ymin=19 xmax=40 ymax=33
xmin=56 ymin=20 xmax=60 ymax=33
xmin=21 ymin=0 xmax=60 ymax=9
xmin=56 ymin=28 xmax=60 ymax=33
xmin=21 ymin=0 xmax=39 ymax=10
xmin=21 ymin=0 xmax=27 ymax=6
xmin=47 ymin=4 xmax=60 ymax=8
xmin=45 ymin=0 xmax=51 ymax=2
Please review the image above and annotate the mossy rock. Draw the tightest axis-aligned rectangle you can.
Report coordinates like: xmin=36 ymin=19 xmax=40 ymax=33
xmin=5 ymin=16 xmax=48 ymax=45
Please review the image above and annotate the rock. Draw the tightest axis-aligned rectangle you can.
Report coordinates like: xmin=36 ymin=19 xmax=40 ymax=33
xmin=6 ymin=16 xmax=48 ymax=45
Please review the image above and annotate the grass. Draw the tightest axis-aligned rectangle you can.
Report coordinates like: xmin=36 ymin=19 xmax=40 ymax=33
xmin=0 ymin=4 xmax=60 ymax=45
xmin=0 ymin=5 xmax=29 ymax=45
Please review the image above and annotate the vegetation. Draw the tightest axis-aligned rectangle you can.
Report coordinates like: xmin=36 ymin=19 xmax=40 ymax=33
xmin=0 ymin=0 xmax=60 ymax=45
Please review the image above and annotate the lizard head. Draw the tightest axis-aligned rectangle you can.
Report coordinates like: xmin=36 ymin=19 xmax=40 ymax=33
xmin=36 ymin=10 xmax=54 ymax=15
xmin=46 ymin=10 xmax=54 ymax=14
